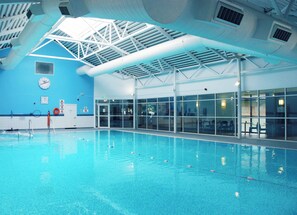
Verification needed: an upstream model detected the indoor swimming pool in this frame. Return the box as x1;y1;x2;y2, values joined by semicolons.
0;130;297;214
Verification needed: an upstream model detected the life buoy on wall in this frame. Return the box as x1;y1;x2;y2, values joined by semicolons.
53;108;60;116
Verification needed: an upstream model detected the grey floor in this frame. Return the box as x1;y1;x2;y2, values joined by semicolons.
117;128;297;150
6;127;296;150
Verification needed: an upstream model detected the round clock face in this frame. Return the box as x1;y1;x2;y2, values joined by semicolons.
38;77;50;90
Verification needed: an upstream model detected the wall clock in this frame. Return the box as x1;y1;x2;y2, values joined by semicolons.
38;77;50;90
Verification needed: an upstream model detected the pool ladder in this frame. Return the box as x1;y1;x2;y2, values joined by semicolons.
28;119;34;137
50;119;56;134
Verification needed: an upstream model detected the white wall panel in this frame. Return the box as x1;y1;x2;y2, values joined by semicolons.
94;74;134;99
0;116;93;131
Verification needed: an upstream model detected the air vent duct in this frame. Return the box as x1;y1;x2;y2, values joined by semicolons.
26;9;32;19
215;2;243;26
58;1;89;17
270;24;292;42
59;3;71;16
26;4;44;22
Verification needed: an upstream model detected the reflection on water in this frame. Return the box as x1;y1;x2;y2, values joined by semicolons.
0;130;297;214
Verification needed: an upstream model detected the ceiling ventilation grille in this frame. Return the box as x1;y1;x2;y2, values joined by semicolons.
215;2;243;26
36;62;54;75
271;26;292;42
59;3;71;16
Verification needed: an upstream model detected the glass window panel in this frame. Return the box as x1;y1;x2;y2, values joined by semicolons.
158;117;169;131
265;118;285;140
183;95;197;101
99;117;108;127
99;105;108;116
176;96;183;101
110;99;122;103
138;103;147;116
264;97;285;117
216;92;234;99
138;117;146;128
147;116;157;129
241;117;258;135
199;94;215;100
183;101;197;116
123;103;133;115
170;117;174;131
110;104;122;115
199;100;215;117
260;88;284;97
183;117;197;133
138;99;146;103
123;116;133;128
177;102;183;116
287;87;297;95
123;99;133;103
110;116;122;128
216;118;235;136
259;98;266;117
242;98;258;117
147;103;157;116
216;99;235;117
242;91;257;98
177;116;183;132
287;119;297;141
170;102;174;116
158;97;169;102
170;97;174;102
287;96;297;117
158;102;169;116
98;99;109;103
258;117;267;134
147;98;157;102
199;118;215;134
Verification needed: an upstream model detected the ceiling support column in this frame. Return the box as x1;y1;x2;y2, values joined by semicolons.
237;57;242;139
173;68;177;134
133;78;137;130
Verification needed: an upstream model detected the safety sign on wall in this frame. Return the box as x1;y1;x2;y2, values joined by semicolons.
83;106;89;113
59;99;64;114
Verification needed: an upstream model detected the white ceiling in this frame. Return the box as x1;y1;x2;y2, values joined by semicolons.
0;0;297;79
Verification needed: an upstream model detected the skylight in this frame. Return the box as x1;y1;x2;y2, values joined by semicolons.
57;17;114;39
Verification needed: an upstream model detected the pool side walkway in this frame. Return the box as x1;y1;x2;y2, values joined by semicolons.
5;127;297;150
117;128;297;150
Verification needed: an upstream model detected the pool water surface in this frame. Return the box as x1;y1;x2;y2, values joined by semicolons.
0;130;297;214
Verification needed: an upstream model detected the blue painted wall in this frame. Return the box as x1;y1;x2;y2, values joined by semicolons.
0;41;94;116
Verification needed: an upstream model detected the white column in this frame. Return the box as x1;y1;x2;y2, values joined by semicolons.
133;78;137;130
173;68;177;133
284;88;287;140
237;58;242;139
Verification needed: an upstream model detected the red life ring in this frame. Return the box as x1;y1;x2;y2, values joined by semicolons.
53;108;60;116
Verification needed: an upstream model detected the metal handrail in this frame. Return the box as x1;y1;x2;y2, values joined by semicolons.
28;119;34;137
50;119;56;134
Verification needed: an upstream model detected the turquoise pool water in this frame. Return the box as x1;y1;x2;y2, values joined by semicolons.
0;130;297;214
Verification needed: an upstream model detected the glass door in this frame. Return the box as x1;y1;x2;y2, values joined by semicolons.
98;104;110;128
